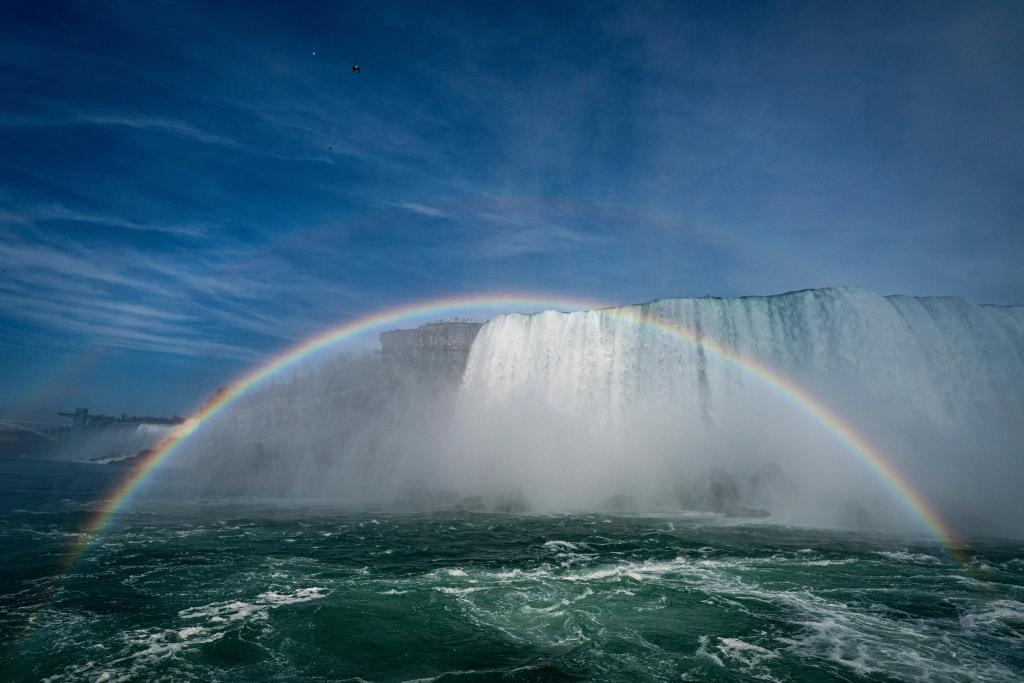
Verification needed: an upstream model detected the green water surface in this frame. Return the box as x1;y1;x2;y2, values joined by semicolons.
1;460;1022;682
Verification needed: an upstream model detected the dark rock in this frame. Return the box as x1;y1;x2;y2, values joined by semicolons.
708;469;740;513
749;462;784;490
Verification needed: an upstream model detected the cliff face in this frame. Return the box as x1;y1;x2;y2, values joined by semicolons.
380;321;483;386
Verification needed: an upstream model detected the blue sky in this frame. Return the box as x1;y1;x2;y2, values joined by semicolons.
1;1;1022;417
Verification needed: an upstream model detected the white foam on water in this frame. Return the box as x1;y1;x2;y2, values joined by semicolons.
41;586;331;682
695;634;723;666
875;550;942;564
66;622;230;682
176;625;206;639
178;599;261;623
554;551;597;564
405;551;1023;681
959;599;1024;636
42;661;100;683
434;586;483;595
776;593;1020;681
543;540;582;552
256;586;326;605
801;558;856;567
717;637;777;667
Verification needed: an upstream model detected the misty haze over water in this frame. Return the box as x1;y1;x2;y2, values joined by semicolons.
129;288;1024;540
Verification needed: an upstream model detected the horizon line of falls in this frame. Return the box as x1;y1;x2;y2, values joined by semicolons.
160;288;1024;538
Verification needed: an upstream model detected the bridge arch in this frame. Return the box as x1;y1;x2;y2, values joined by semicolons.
0;420;62;442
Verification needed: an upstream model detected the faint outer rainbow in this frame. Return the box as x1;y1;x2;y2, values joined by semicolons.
62;292;966;569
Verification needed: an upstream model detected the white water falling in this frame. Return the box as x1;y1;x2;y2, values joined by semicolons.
453;288;1024;533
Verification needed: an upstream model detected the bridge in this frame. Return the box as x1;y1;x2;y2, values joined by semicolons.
0;419;71;442
1;407;185;446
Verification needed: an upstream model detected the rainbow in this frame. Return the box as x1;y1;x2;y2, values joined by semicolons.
63;292;966;568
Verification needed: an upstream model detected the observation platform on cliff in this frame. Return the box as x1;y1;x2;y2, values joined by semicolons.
56;408;186;432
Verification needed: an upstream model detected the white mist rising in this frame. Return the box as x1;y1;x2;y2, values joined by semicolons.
448;288;1024;534
150;288;1024;538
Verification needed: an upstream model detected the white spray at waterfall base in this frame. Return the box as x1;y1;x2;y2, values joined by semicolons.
149;288;1024;539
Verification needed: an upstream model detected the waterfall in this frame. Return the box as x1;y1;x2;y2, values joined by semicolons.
152;287;1023;536
455;288;1024;532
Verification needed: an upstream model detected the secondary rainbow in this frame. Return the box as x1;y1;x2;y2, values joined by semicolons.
63;291;965;568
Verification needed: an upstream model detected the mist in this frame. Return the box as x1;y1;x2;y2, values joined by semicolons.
49;423;173;465
138;288;1024;540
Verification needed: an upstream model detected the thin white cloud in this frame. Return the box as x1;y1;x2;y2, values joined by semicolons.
0;204;208;238
76;114;234;145
0;228;374;359
0;112;236;147
397;202;451;219
474;224;607;259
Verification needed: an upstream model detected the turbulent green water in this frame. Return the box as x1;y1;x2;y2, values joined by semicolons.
2;461;1023;682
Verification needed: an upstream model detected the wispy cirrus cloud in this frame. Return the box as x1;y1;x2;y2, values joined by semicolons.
0;204;209;238
0;112;236;147
474;224;606;259
396;202;451;219
74;114;235;146
0;228;367;361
